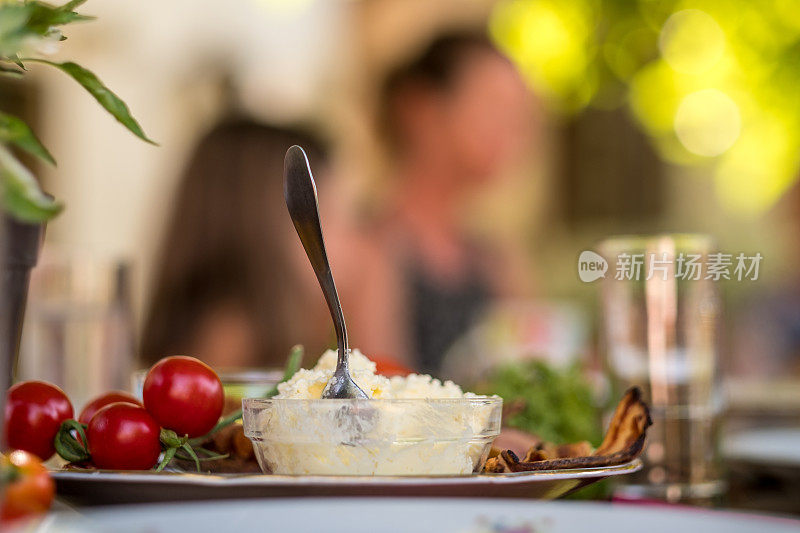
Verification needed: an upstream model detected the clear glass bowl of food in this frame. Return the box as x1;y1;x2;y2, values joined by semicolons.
242;397;502;476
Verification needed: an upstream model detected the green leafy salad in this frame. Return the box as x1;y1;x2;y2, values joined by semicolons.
476;359;602;446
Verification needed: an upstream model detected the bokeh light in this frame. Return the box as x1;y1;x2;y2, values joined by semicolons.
489;0;597;112
490;0;800;215
674;89;740;157
659;10;725;75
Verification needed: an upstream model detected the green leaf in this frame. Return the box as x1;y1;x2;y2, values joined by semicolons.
180;443;201;472
0;144;62;222
28;59;157;145
0;0;91;56
8;54;25;70
62;0;90;11
155;446;176;472
52;419;91;464
176;448;228;462
283;344;304;381
0;4;33;56
0;111;56;165
25;1;94;35
194;447;230;460
159;428;187;448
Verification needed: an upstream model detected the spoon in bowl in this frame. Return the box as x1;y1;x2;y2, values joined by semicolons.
283;145;368;399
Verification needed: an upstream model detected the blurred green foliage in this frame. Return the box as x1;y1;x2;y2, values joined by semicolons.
478;360;608;499
0;0;153;223
477;359;603;445
490;0;800;214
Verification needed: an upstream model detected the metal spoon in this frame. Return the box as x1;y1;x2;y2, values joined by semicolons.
283;145;368;399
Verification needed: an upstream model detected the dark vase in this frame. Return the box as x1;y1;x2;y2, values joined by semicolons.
0;215;44;446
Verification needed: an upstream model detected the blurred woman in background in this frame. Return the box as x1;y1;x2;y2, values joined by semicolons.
335;31;535;375
140;119;330;368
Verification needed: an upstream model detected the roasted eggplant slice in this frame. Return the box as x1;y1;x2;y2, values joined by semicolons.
486;387;652;473
522;440;595;462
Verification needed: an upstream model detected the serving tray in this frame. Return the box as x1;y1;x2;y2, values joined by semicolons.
53;459;640;506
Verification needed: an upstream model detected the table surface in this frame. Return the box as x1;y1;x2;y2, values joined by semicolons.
33;498;800;533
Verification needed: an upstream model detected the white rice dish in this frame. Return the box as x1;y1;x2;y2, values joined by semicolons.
244;350;501;476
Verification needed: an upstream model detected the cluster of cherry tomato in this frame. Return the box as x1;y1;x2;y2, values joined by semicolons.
4;355;224;471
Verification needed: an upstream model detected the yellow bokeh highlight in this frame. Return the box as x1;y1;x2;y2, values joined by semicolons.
659;9;725;74
715;116;799;214
488;0;800;214
674;88;740;157
629;61;684;134
604;23;656;81
489;0;596;112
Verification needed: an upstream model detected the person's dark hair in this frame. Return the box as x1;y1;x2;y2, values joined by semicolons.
140;118;327;367
378;30;501;149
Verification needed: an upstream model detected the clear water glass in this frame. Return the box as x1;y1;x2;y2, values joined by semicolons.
598;234;724;503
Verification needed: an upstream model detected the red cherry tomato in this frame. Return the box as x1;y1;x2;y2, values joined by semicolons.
86;403;161;470
5;381;74;460
1;450;55;521
78;391;141;425
143;356;224;438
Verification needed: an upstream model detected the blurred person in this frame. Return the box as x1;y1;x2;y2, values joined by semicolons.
140;119;331;369
334;31;535;375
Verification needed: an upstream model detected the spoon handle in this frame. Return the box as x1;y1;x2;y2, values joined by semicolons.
283;145;348;366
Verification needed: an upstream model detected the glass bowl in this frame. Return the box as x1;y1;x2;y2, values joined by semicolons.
242;397;502;476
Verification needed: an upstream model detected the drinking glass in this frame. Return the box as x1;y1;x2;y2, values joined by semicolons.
16;253;135;409
598;234;724;504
